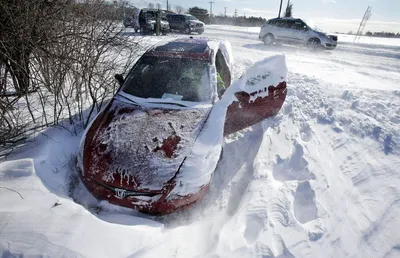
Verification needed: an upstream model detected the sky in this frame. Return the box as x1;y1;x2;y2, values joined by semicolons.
126;0;400;33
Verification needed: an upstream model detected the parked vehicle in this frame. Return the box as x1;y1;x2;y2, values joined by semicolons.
259;17;338;50
76;38;288;215
123;16;140;32
139;8;170;35
166;14;205;34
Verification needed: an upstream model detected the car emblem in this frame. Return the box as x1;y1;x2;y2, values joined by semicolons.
114;188;127;199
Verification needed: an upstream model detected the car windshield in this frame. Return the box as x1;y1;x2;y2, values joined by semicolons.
122;56;212;103
185;15;197;21
304;20;322;32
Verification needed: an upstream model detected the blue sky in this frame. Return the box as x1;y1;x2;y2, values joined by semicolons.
127;0;400;33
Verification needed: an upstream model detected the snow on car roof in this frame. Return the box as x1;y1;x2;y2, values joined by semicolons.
144;38;213;61
154;41;207;54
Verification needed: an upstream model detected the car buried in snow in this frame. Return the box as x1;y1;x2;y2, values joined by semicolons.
76;37;288;215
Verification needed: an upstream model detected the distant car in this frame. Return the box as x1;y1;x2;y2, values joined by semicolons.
123;16;140;32
166;14;205;34
259;17;338;50
139;8;170;35
76;38;287;215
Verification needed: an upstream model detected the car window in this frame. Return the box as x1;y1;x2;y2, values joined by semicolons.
293;21;307;30
122;57;212;102
282;20;294;29
185;15;197;21
274;20;290;28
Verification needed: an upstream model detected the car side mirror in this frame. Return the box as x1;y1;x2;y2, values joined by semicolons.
114;74;124;86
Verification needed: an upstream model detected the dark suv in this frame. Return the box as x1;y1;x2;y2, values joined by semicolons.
166;14;205;34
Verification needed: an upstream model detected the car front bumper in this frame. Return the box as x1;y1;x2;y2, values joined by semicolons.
324;42;337;50
190;25;204;33
76;164;209;215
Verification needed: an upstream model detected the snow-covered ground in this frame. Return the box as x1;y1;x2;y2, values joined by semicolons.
1;25;400;257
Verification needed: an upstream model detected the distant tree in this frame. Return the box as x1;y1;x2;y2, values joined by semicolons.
175;5;184;14
188;6;209;23
148;3;154;9
365;31;373;36
284;0;293;17
156;3;161;10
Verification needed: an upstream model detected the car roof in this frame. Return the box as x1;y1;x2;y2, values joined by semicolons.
143;38;213;62
167;14;192;16
268;17;303;21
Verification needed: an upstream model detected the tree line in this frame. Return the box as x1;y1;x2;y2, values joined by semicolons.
365;31;400;38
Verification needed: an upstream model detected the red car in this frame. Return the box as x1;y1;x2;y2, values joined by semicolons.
76;38;287;215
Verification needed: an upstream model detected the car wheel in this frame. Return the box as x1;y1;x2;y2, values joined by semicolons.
184;27;191;34
262;34;274;46
198;31;203;35
307;38;321;51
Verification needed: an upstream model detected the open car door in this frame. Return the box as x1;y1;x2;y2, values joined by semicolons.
222;55;288;136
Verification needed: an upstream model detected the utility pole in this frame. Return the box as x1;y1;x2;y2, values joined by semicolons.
224;7;227;16
234;9;237;18
209;1;214;17
166;0;169;11
278;0;283;18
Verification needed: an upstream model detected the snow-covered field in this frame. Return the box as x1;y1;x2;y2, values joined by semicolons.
1;25;400;257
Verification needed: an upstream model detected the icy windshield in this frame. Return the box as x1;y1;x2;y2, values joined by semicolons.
122;56;211;103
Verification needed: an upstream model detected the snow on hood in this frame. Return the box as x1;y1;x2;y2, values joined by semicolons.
84;100;211;191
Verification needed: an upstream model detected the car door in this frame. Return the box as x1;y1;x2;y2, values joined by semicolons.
270;20;287;40
178;15;186;30
291;20;309;42
221;55;288;136
172;15;180;30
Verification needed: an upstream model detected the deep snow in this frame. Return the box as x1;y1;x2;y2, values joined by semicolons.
1;25;399;258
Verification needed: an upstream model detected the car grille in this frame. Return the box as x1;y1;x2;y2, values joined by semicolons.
95;181;162;199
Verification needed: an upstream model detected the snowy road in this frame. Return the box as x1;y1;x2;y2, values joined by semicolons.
1;26;400;258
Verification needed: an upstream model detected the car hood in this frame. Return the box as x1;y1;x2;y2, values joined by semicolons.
189;20;204;25
81;98;211;192
314;30;332;38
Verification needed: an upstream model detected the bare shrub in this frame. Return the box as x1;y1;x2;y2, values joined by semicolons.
0;0;145;159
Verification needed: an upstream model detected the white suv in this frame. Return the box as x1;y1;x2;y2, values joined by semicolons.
259;18;338;50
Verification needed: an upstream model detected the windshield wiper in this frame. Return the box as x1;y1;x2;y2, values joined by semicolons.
116;93;139;105
147;101;187;107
